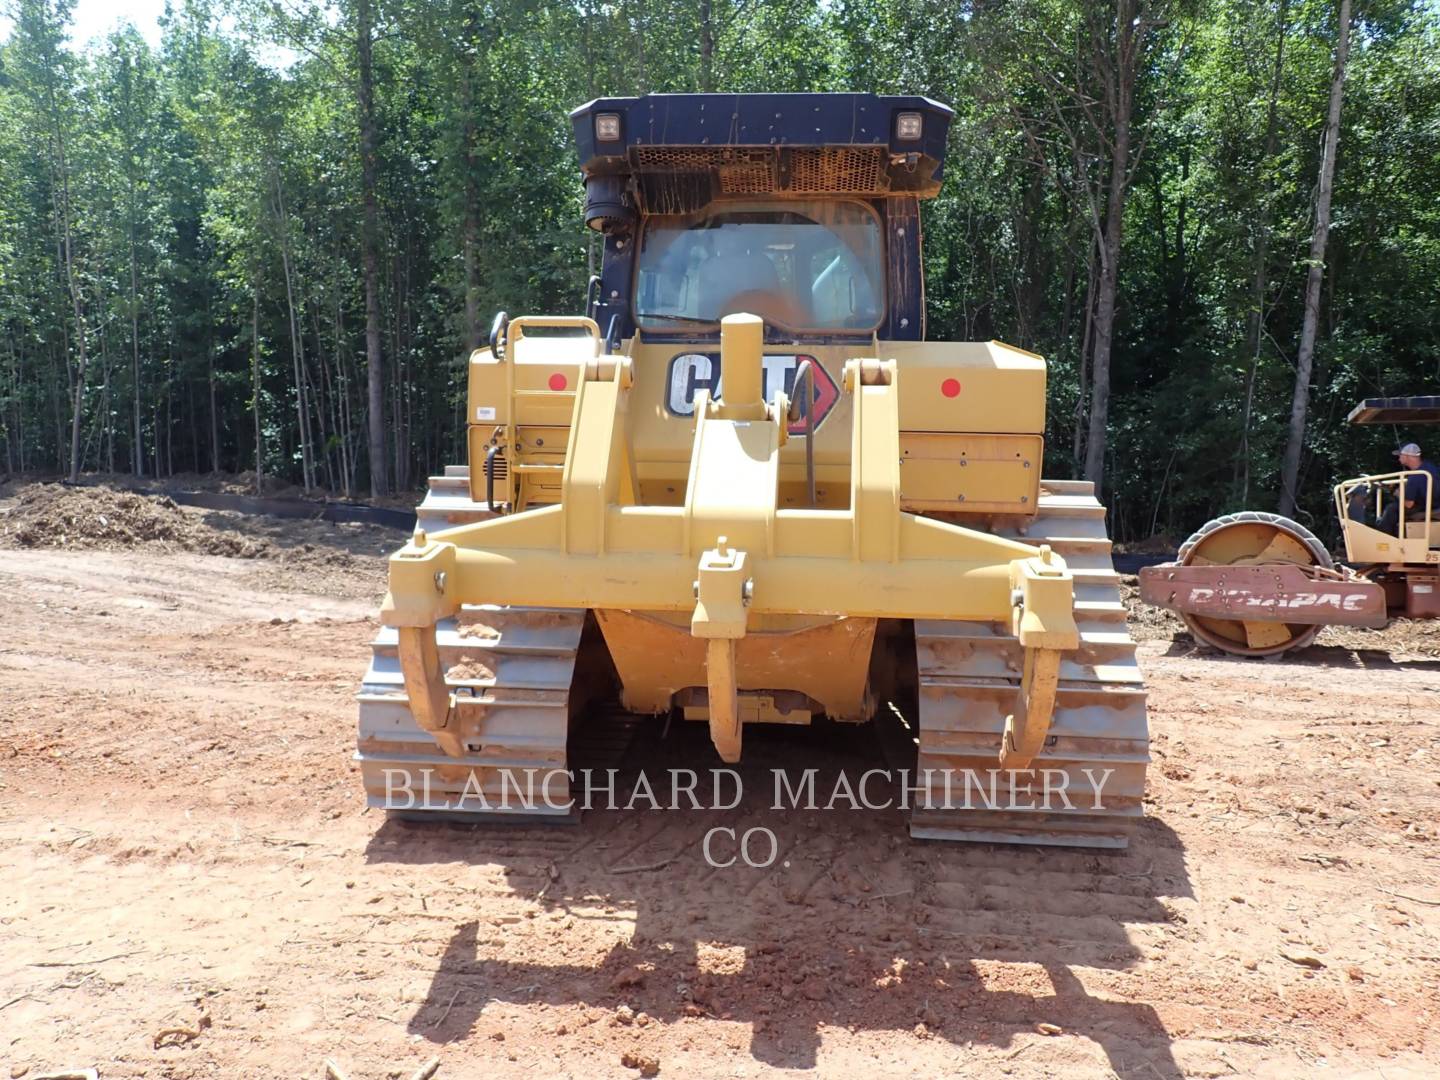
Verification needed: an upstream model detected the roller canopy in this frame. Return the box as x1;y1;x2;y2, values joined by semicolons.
1347;396;1440;425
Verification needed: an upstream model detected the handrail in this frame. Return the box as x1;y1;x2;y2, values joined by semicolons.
484;445;503;513
507;315;602;355
787;360;817;507
1334;468;1433;544
495;315;603;514
489;310;509;359
585;275;601;320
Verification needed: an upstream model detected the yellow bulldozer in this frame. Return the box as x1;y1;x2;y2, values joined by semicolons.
358;94;1149;847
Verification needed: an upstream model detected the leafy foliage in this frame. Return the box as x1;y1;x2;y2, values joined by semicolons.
0;0;1437;542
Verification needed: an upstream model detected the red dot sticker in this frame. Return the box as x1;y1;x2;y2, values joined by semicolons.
941;378;962;398
548;372;568;391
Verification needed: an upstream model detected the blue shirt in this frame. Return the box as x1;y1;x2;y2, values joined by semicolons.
1405;460;1440;508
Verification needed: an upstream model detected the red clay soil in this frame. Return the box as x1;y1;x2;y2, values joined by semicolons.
1;495;1437;1078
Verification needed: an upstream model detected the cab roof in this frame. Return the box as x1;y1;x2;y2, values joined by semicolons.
570;93;954;200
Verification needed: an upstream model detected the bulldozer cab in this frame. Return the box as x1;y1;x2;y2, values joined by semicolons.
572;93;952;344
473;94;1050;520
1334;395;1440;565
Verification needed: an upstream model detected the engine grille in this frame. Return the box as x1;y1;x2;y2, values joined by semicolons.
629;145;890;196
789;147;886;194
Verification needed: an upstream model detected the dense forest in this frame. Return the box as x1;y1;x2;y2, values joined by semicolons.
0;0;1437;541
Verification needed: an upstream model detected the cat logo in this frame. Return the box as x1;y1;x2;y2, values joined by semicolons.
664;353;840;435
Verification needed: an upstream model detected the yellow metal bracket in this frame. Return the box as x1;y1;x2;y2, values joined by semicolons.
561;356;638;555
1000;544;1078;770
378;529;466;756
1000;647;1062;770
381;529;459;627
690;537;752;762
1010;545;1079;650
395;624;465;758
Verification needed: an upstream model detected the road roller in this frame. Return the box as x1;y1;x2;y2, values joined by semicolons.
1139;395;1440;656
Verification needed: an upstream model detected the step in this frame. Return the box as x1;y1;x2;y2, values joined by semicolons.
425;474;471;494
1005;515;1112;542
1038;478;1096;497
364;649;579;692
418;490;494;514
358;721;570;757
1025;534;1114;553
1034;493;1107;515
1074;599;1128;622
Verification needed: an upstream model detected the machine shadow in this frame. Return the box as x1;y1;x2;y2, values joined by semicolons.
366;718;1193;1078
1162;636;1440;670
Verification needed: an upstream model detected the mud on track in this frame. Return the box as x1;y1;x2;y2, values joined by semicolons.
1;500;1438;1078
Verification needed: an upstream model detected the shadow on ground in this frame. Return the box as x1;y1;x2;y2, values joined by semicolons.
365;718;1193;1078
1163;637;1440;670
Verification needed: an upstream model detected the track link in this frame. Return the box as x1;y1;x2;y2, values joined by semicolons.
910;479;1150;848
414;464;495;534
361;468;638;822
357;603;585;819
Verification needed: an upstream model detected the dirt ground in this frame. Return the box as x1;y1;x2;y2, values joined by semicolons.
0;468;421;509
2;485;1438;1079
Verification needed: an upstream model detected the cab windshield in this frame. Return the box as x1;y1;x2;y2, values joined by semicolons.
634;199;884;333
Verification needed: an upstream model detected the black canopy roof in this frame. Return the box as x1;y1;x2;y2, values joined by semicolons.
570;93;954;199
1346;396;1440;425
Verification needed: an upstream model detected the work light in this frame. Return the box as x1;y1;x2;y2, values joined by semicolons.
895;112;923;141
595;113;622;142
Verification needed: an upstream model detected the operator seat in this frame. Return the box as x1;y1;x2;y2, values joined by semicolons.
697;251;781;317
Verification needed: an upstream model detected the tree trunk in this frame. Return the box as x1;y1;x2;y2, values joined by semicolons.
1083;110;1131;493
30;13;89;482
50;100;88;483
165;343;174;476
208;331;220;473
187;370;198;473
357;0;388;497
4;342;16;475
334;289;354;497
1073;238;1097;467
309;294;335;491
62;252;88;480
50;343;65;471
1238;0;1290;505
274;174;315;492
1082;0;1140;496
99;308;113;473
1014;172;1045;347
130;211;143;476
459;13;483;352
699;0;715;92
252;287;264;495
1278;0;1351;517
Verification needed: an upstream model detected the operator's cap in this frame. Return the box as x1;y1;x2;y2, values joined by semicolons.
1394;442;1422;457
